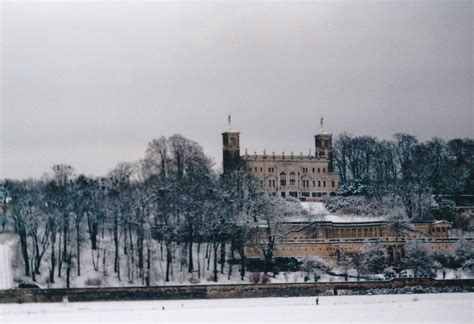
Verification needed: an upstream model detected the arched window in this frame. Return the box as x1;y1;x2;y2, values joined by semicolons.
279;172;287;188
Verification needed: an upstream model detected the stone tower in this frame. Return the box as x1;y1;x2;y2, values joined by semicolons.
222;130;241;174
315;133;334;172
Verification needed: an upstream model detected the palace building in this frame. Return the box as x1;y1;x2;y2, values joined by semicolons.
222;124;468;263
222;128;339;201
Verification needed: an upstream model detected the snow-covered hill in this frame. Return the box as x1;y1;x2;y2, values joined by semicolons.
0;233;16;289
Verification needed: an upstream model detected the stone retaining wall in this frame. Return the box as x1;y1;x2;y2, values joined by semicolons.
0;279;472;304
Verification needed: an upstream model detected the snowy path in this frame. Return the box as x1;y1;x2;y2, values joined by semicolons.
1;293;472;323
0;234;14;289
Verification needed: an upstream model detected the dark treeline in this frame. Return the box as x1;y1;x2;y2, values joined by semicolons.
332;133;473;220
1;134;299;287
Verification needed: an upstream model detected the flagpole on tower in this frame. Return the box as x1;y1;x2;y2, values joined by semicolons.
320;116;324;133
228;114;232;130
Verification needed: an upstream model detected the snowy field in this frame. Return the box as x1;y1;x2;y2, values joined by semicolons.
1;293;472;324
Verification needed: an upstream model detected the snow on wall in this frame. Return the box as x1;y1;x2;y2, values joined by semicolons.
297;202;388;223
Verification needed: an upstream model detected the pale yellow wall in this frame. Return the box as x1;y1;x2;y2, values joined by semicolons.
245;240;457;258
243;155;338;201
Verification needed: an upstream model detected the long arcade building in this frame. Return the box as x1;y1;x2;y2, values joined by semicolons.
245;219;457;263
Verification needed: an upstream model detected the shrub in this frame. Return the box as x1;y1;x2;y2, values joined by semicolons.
85;277;102;287
402;240;435;277
246;257;302;273
248;272;261;284
188;277;200;284
261;274;271;284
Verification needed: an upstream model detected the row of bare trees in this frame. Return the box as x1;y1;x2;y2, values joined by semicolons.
2;134;298;287
333;134;473;219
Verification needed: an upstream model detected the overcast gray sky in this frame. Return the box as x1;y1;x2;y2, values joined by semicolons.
1;1;472;179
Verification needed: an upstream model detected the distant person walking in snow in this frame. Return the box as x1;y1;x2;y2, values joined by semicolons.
442;271;446;279
316;298;319;305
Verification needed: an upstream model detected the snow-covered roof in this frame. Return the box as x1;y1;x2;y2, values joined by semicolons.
293;202;388;223
300;202;329;215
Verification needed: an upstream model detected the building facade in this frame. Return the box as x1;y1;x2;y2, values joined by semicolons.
222;130;339;201
246;220;457;262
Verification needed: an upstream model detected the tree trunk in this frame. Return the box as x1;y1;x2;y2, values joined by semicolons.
91;221;98;250
239;248;246;281
137;224;144;281
188;239;193;273
32;232;40;274
264;242;274;275
227;260;232;280
165;242;172;282
213;242;219;282
146;245;151;286
66;254;72;288
76;220;81;276
206;242;211;271
57;228;62;278
220;241;226;274
19;230;30;276
102;248;107;276
113;214;120;281
61;212;69;278
31;258;36;282
197;242;201;279
49;231;56;283
129;223;134;282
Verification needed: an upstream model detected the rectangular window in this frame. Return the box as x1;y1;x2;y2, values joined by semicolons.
312;168;315;173
303;168;308;173
254;168;258;172
323;180;326;187
260;168;263;172
332;181;335;187
318;180;321;187
323;168;326;173
290;178;296;186
318;168;320;173
268;179;276;188
313;181;316;187
302;179;309;189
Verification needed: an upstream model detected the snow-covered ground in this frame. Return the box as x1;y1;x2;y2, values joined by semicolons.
1;293;472;323
298;202;388;222
0;234;15;289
